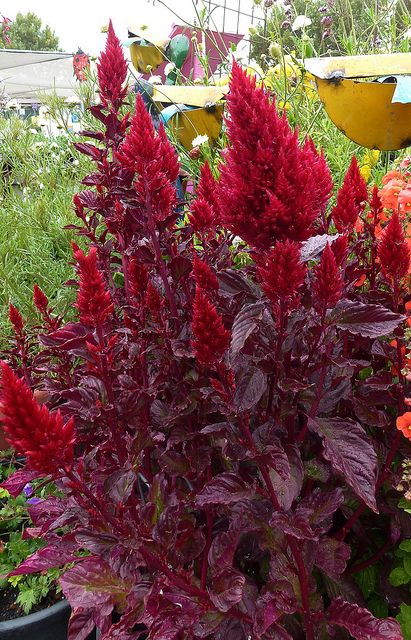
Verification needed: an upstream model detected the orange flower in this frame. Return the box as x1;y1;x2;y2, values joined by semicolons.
398;188;411;214
381;169;404;185
379;178;405;211
355;273;366;287
396;412;411;440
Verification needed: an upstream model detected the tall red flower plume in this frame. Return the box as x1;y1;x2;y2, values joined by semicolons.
312;243;344;309
331;234;348;266
197;162;220;219
145;281;163;321
116;94;179;222
332;157;368;233
128;258;149;300
192;255;219;292
97;20;128;110
377;212;411;282
74;246;114;327
0;362;75;475
188;198;215;234
257;240;306;309
8;303;24;336
369;184;384;224
33;285;49;315
192;288;229;365
217;62;332;248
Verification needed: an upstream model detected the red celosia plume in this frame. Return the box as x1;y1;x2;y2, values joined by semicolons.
188;198;215;234
332;157;368;233
377;212;411;282
97;20;128;111
0;362;75;475
197;161;220;219
331;235;349;266
312;243;344;309
116;94;179;222
217;62;332;248
8;303;24;335
128;258;149;301
192;287;229;365
33;285;49;315
192;255;219;292
257;240;306;309
74;246;114;327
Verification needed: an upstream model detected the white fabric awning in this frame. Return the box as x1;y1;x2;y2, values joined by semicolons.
0;49;76;102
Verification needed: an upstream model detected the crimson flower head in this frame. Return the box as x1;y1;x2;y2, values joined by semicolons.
128;258;149;301
377;212;411;283
97;20;128;111
33;285;49;315
8;303;24;336
74;246;114;327
217;62;332;248
332;157;368;233
145;281;163;321
257;240;306;309
312;243;344;309
188;198;215;234
116;95;179;222
331;234;348;266
197;162;220;219
192;288;229;365
192;255;219;292
0;362;75;475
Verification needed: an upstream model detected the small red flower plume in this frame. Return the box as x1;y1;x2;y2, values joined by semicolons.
188;198;215;234
73;246;114;327
145;281;163;321
369;184;384;224
128;258;149;300
257;240;306;309
116;94;179;222
377;212;411;282
8;304;24;336
192;288;229;365
217;62;332;248
331;235;348;267
0;362;75;475
312;243;344;309
197;162;220;219
192;255;219;292
33;285;49;315
97;20;128;111
332;157;368;233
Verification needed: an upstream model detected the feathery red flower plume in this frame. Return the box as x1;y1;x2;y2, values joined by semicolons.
192;288;229;365
331;235;348;266
145;281;163;321
74;247;113;327
332;157;368;233
312;243;344;309
128;258;149;300
257;240;306;309
197;162;220;219
192;255;219;292
217;62;332;248
116;94;179;222
188;198;215;234
0;362;75;475
97;20;128;111
8;303;24;336
33;285;49;315
377;212;411;282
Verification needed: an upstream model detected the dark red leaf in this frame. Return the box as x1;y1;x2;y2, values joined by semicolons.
326;598;402;639
209;570;245;612
314;538;351;579
196;473;252;507
328;300;404;338
0;468;40;497
234;367;267;411
230;302;264;355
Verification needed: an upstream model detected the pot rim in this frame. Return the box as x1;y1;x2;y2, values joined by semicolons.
0;596;69;631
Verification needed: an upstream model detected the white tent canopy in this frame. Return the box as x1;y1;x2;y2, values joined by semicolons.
0;49;77;103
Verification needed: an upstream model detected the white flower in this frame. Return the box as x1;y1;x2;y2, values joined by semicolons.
39;183;44;190
72;159;80;166
292;15;312;31
191;134;209;148
164;62;176;76
148;75;162;84
29;128;37;134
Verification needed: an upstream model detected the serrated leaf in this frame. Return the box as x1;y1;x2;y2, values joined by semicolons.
399;539;411;553
300;234;338;262
353;564;377;599
328;300;404;338
196;473;251;507
389;566;410;587
314;538;351;579
397;603;411;639
308;418;377;512
209;570;245;613
327;597;403;639
230;302;264;355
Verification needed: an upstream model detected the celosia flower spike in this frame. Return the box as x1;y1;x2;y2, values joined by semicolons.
257;240;306;309
332;157;368;233
0;362;75;475
128;258;149;301
192;288;229;365
197;161;220;219
188;198;215;234
8;303;24;336
192;255;219;292
74;246;114;327
312;243;344;309
377;212;411;283
97;20;128;111
33;285;49;315
217;61;332;247
331;235;348;267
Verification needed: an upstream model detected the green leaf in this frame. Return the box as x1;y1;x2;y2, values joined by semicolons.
403;555;411;577
16;586;38;615
397;604;411;639
353;564;377;599
366;594;389;619
399;539;411;553
389;566;410;587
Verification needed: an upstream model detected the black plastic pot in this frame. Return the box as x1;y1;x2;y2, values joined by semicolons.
0;599;96;640
0;599;70;640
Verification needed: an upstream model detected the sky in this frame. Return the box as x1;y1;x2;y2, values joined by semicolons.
1;0;260;55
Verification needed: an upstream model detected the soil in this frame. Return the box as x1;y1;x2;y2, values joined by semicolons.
0;586;63;622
